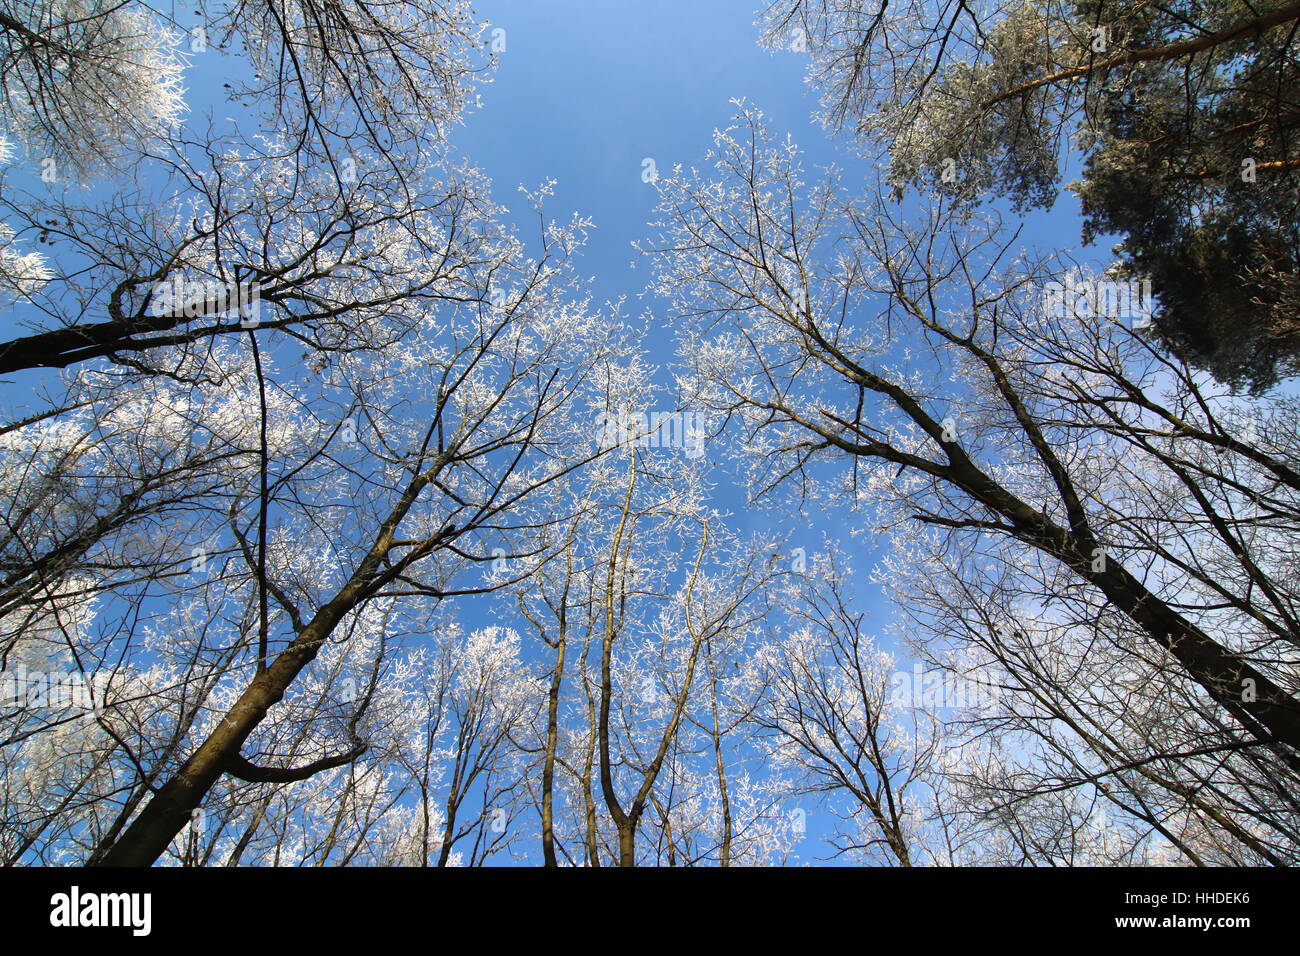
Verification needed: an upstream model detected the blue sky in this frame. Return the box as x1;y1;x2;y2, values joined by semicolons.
457;0;827;278
454;0;1094;309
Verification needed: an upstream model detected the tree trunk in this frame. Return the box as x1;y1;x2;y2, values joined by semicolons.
617;825;635;867
542;635;566;867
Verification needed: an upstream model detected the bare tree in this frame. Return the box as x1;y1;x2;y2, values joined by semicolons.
752;547;936;865
639;104;1300;863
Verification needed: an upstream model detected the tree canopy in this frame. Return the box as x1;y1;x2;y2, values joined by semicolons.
0;0;1297;871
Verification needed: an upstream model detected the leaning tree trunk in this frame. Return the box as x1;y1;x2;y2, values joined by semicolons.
95;476;442;865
